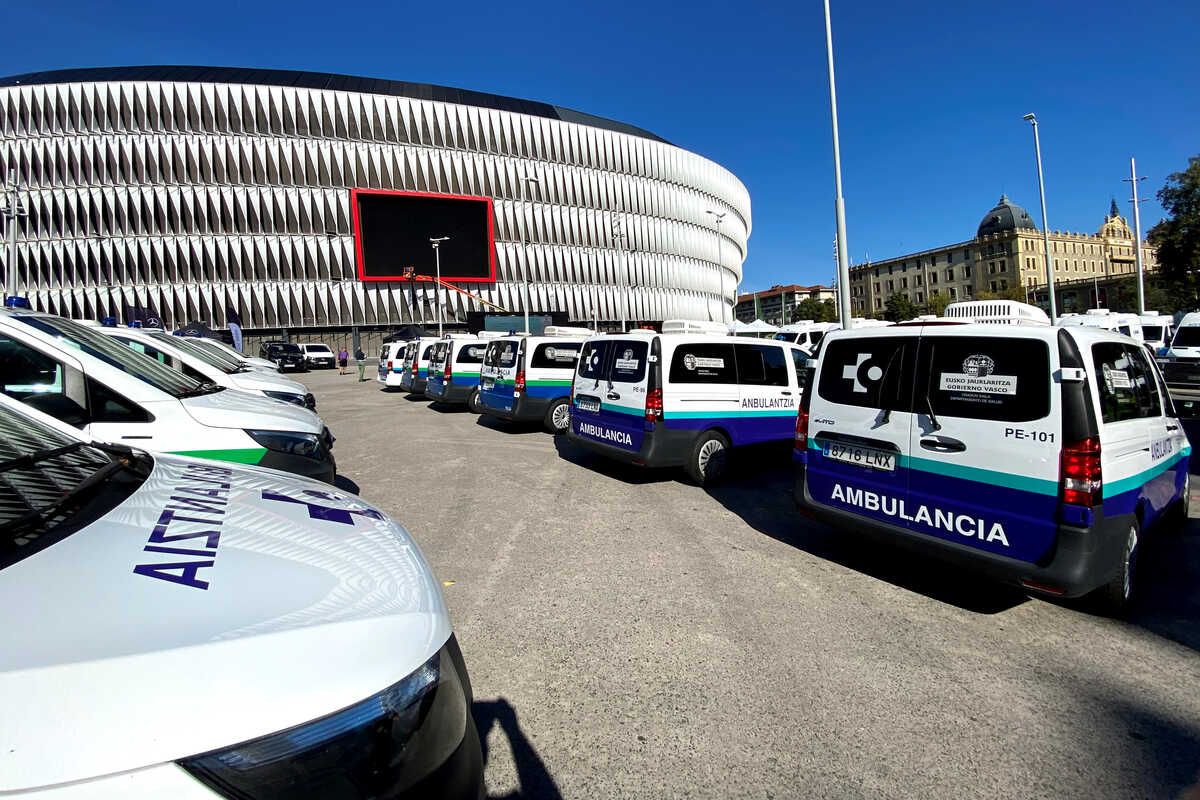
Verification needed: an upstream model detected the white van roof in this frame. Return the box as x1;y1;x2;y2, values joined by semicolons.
661;319;729;335
542;326;593;337
943;300;1050;326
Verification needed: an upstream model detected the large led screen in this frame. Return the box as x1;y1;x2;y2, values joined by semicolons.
352;189;495;283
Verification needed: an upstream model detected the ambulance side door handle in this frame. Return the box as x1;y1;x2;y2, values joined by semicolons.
919;435;966;453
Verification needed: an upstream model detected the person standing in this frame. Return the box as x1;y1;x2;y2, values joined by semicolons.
355;346;367;382
337;346;349;375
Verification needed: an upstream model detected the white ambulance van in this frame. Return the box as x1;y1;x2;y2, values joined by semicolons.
190;337;280;373
101;326;316;410
479;327;590;433
1166;312;1200;363
774;321;840;353
1057;308;1145;342
0;309;337;483
795;302;1189;612
400;337;441;394
425;334;492;411
377;340;409;388
567;320;809;484
1139;311;1173;353
0;393;483;798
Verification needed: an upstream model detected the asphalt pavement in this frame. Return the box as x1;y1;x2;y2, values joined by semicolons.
311;368;1200;800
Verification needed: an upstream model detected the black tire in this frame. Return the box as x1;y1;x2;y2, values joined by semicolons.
543;398;570;434
1093;518;1140;616
467;388;483;415
1166;471;1191;533
684;430;730;486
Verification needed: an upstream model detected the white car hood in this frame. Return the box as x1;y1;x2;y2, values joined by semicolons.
244;356;281;371
181;388;322;433
0;456;450;792
227;370;309;396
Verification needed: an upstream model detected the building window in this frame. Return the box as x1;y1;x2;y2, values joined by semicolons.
914;274;923;286
990;281;998;292
999;259;1006;272
887;280;894;291
901;277;908;289
964;265;972;278
964;285;973;297
931;272;939;284
946;268;954;281
874;283;880;294
916;292;924;303
949;287;958;299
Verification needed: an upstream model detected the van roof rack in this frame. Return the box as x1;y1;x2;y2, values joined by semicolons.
942;300;1050;326
473;331;506;339
661;319;729;335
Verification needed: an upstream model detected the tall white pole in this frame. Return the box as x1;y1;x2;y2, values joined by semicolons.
522;176;539;334
1126;157;1147;315
614;212;627;332
3;182;27;302
430;236;450;337
1024;113;1057;324
823;0;852;329
707;210;727;323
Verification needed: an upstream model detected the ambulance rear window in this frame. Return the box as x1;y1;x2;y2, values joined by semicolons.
818;337;914;411
457;344;485;364
611;341;648;382
926;336;1050;422
530;342;581;369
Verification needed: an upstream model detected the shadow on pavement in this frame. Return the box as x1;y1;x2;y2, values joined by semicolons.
473;698;563;800
475;415;545;436
333;474;361;495
706;452;1027;615
428;401;471;414
1124;517;1200;652
401;393;429;402
552;435;675;485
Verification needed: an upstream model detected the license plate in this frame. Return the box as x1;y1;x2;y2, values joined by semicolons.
821;441;896;472
482;377;495;389
575;395;601;413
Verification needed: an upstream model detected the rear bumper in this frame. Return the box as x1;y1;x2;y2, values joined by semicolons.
427;381;474;404
793;466;1127;598
566;420;696;469
481;394;551;422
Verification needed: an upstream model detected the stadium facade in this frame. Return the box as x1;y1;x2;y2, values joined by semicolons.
0;66;750;335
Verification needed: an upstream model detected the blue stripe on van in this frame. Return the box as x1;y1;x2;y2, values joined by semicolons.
666;409;796;419
666;414;795;446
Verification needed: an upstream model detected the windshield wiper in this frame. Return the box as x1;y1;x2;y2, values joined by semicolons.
0;441;90;474
2;450;141;539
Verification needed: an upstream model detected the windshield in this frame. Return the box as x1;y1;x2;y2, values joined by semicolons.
17;316;203;398
196;338;245;360
0;402;148;570
305;344;332;354
152;332;240;374
1173;327;1200;348
269;343;302;355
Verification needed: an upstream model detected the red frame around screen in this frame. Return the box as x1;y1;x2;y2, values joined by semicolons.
350;188;497;283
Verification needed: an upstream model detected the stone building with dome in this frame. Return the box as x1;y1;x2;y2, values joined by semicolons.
847;195;1157;315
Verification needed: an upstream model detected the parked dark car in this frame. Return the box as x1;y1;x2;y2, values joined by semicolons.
259;341;307;372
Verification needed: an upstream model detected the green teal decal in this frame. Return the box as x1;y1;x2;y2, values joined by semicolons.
170;447;268;465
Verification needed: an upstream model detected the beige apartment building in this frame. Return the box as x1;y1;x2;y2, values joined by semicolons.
735;283;837;324
848;196;1157;315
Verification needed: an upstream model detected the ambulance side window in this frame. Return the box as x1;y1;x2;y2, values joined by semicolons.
531;342;581;369
669;343;736;384
1093;342;1141;423
735;344;789;387
87;378;151;423
1124;344;1162;419
818;337;914;411
611;341;648;383
421;345;435;361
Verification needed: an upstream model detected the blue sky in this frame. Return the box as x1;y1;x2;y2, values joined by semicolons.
4;0;1197;291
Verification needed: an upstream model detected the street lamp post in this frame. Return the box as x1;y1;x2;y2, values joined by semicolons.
823;0;853;330
429;236;450;336
612;212;628;332
522;175;540;334
706;210;727;323
1124;157;1148;316
1023;113;1058;323
2;181;28;302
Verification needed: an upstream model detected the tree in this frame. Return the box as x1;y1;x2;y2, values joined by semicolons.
976;286;1027;302
1147;155;1200;284
790;298;838;323
925;292;951;316
883;294;918;322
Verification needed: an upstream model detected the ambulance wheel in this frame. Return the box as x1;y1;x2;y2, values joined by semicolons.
545;399;570;434
467;388;483;415
1095;519;1140;616
1166;471;1191;532
686;431;730;486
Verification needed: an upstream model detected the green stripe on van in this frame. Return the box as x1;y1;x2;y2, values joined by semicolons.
666;409;796;419
806;439;1058;496
1104;449;1190;498
170;447;267;465
528;379;573;387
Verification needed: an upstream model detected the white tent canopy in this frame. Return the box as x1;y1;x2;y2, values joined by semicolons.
727;319;750;333
741;319;779;334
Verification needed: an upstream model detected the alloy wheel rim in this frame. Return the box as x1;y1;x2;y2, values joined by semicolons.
1123;527;1138;600
552;404;570;430
698;439;725;474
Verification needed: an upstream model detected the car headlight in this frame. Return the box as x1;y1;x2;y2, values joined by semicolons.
246;429;323;458
179;642;469;799
263;390;305;406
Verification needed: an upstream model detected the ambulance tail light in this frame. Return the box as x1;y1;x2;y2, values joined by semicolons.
1060;437;1102;507
387;359;393;371
443;359;452;381
794;409;810;451
644;388;663;421
514;370;526;394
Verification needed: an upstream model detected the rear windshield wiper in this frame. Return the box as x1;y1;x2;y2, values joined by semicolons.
923;344;942;431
